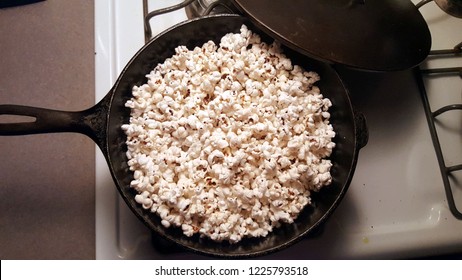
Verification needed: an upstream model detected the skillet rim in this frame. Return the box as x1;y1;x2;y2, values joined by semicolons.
104;14;362;258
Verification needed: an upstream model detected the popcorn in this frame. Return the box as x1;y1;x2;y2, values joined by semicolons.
122;25;335;243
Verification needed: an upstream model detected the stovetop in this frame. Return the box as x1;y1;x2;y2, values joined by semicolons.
94;0;462;259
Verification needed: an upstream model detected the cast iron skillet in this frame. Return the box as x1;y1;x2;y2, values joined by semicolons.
0;15;367;257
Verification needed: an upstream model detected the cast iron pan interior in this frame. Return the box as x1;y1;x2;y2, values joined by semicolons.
105;15;361;257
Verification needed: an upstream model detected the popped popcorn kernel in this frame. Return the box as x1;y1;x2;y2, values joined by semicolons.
122;25;335;243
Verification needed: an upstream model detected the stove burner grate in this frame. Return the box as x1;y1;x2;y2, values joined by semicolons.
418;42;462;219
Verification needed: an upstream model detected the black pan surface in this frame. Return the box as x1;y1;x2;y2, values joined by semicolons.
105;15;364;257
232;0;432;71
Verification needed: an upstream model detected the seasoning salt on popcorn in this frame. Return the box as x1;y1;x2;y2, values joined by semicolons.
122;25;336;243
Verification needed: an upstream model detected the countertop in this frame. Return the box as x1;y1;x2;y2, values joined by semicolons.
0;0;95;259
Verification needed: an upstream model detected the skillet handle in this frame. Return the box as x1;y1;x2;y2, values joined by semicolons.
0;94;110;150
0;105;84;135
354;110;368;149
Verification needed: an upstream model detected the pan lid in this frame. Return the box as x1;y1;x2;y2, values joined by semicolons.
232;0;432;71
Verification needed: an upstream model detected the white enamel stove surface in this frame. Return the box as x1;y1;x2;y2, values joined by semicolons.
94;0;462;259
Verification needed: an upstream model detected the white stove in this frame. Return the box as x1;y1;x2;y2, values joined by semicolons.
94;0;462;259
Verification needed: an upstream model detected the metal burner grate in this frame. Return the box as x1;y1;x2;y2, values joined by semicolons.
143;0;196;42
143;0;234;43
417;42;462;219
